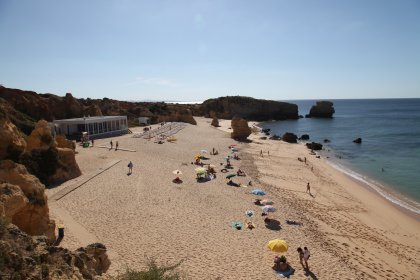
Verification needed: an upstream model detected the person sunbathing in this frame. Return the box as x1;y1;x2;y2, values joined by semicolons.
254;199;262;205
286;219;303;225
173;177;182;184
246;221;255;230
237;169;246;176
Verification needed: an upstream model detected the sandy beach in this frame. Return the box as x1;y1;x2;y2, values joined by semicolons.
46;117;420;279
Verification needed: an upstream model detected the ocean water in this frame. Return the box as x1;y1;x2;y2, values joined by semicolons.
260;99;420;214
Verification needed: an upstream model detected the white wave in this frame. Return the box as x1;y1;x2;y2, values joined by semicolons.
326;160;420;215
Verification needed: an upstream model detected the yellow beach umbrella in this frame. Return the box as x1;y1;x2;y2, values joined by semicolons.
267;239;288;253
195;167;206;175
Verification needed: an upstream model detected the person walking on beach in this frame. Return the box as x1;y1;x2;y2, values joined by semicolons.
297;247;304;267
303;247;310;269
128;161;133;174
304;157;307;164
260;150;263;157
306;182;311;194
91;139;94;147
115;141;119;151
110;140;113;150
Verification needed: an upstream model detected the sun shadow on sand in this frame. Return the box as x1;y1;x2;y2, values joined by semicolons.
304;268;318;280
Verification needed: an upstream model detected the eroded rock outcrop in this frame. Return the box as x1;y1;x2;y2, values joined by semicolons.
0;224;110;279
0;119;26;160
307;101;335;118
23;120;81;185
56;134;76;150
282;132;298;143
211;117;219;127
197;96;298;121
26;120;56;153
0;160;55;239
231;117;251;141
353;137;362;144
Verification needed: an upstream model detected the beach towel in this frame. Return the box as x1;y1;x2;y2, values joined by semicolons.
274;267;295;278
231;221;243;230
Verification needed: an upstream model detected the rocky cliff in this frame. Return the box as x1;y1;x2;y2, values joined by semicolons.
0;161;55;240
307;101;335;118
0;223;110;279
196;96;298;121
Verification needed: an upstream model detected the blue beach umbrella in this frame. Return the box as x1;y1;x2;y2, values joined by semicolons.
251;189;266;196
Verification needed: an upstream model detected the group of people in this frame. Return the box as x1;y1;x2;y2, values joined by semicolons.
110;140;119;150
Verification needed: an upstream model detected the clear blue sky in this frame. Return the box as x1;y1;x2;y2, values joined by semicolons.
1;0;419;101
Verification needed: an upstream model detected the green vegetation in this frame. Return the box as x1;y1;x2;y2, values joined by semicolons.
110;259;184;280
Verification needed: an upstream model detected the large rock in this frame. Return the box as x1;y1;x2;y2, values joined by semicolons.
282;132;298;143
300;134;310;140
0;160;55;240
211;117;219;127
306;142;323;150
49;148;82;184
56;134;76;150
0;119;26;160
0;224;110;279
231;117;251;140
307;101;335;118
26;120;56;153
353;137;362;144
197;96;298;121
84;104;103;117
157;108;197;125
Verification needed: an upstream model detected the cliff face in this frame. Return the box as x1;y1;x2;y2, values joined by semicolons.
196;96;298;121
0;161;55;240
0;224;110;279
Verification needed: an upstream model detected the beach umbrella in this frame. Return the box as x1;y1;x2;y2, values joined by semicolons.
245;210;255;218
261;199;274;205
172;170;182;175
226;174;237;179
195;167;206;175
267;239;288;253
262;205;276;213
251;189;266;196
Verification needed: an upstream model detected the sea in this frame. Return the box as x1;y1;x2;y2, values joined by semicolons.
260;99;420;215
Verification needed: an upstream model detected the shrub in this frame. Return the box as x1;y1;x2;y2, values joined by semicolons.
111;259;183;280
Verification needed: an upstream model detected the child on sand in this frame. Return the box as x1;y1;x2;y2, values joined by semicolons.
128;161;133;174
306;182;311;194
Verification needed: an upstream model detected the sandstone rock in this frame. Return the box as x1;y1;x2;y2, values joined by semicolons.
0;224;110;279
26;120;56;153
282;132;298;143
198;96;298;121
211;117;219;127
0;160;55;240
84;104;103;117
306;142;323;150
0;119;26;160
300;134;310;140
56;134;76;150
307;101;335;118
353;137;362;144
231;117;251;141
48;148;81;185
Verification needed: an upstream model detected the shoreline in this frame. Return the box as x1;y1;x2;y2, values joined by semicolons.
255;121;420;219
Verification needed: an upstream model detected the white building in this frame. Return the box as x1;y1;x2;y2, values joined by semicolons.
52;116;128;139
138;117;151;126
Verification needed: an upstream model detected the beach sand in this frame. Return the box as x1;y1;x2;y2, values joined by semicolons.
46;117;420;279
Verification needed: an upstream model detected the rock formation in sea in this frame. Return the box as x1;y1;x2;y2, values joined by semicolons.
353;137;362;144
0;223;110;279
306;101;335;118
282;132;298;143
306;142;323;150
231;116;252;140
300;134;310;140
196;96;298;121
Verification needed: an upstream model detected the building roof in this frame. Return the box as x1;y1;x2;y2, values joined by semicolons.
53;116;126;123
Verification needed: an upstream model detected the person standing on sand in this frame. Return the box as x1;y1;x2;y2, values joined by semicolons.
115;141;119;151
110;140;113;150
260;150;263;157
128;161;133;174
91;139;94;147
304;157;307;164
306;182;311;194
297;247;304;267
303;247;310;269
